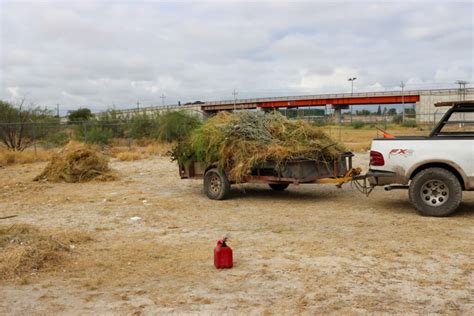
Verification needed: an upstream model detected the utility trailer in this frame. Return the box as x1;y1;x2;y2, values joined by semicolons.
179;152;361;200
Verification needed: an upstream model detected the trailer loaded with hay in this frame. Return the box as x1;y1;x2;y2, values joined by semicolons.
172;111;362;200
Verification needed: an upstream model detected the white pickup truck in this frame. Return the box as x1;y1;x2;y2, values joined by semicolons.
368;101;474;216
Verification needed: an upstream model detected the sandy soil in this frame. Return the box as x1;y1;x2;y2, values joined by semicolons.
0;153;473;315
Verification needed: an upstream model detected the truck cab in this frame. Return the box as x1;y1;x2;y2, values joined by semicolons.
368;101;474;216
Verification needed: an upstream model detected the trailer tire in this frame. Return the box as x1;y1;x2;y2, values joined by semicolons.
204;168;230;200
268;183;289;191
408;167;462;217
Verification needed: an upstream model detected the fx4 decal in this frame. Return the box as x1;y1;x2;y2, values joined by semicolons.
389;149;414;157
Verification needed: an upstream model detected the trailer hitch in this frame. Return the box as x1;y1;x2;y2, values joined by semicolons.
351;173;376;196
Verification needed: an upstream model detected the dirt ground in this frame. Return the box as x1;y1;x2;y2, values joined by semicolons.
0;153;473;314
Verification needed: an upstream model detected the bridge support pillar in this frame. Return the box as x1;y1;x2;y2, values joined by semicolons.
202;110;215;119
332;105;348;125
257;106;272;113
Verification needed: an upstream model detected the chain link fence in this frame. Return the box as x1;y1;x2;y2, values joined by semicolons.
0;109;445;150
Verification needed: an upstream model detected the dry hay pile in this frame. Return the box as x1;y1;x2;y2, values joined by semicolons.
172;111;346;180
34;141;117;183
0;224;91;280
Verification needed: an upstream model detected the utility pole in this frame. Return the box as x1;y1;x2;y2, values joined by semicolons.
232;89;238;111
160;94;166;107
348;77;357;123
455;80;468;101
400;81;405;122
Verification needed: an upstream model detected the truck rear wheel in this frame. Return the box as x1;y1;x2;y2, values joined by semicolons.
204;168;230;200
409;168;462;217
269;183;289;191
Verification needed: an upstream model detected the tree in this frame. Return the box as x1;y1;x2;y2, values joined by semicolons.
387;108;397;116
356;109;371;116
376;105;382;116
404;108;416;115
68;108;92;123
0;99;54;151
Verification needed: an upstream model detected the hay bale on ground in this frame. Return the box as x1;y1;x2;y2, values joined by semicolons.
172;111;346;181
0;224;91;280
34;141;117;183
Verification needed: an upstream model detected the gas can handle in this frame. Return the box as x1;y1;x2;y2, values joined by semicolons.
217;237;228;247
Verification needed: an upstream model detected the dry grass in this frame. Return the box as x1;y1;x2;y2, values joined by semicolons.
344;141;372;152
108;138;130;147
0;224;91;280
133;138;157;147
333;126;428;143
111;142;171;161
34;141;117;183
69;234;210;289
0;148;52;166
143;143;171;156
116;151;142;161
322;126;430;152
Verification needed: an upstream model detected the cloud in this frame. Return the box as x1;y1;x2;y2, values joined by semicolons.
1;0;472;113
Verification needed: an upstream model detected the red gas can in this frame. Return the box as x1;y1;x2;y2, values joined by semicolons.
214;237;233;269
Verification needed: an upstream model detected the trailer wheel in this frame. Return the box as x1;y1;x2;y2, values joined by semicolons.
409;168;462;217
204;168;230;200
269;183;289;191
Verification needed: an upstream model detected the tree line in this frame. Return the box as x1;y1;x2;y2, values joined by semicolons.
0;100;201;151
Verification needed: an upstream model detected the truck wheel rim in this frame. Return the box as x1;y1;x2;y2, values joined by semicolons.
209;174;222;194
420;180;449;207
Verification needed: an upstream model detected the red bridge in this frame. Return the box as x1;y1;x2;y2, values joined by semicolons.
201;90;421;113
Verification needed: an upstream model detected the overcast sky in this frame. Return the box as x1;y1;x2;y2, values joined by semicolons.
1;0;473;113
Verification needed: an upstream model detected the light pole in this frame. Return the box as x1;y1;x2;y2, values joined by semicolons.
348;77;357;123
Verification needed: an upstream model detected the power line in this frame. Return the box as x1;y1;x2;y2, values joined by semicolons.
232;89;238;111
160;94;166;106
455;80;468;101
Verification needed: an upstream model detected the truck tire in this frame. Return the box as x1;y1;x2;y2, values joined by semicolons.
204;168;230;200
269;183;289;191
409;168;462;217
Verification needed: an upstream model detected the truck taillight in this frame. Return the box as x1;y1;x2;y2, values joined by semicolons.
370;151;385;166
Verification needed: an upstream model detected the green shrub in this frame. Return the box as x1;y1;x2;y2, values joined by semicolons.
68;108;92;123
44;131;70;146
97;110;126;138
392;114;403;124
157;111;201;142
127;113;160;139
401;120;418;128
350;121;365;129
76;124;113;145
312;119;330;127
